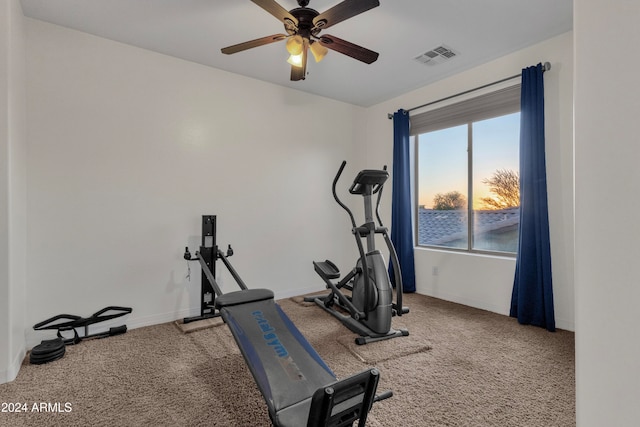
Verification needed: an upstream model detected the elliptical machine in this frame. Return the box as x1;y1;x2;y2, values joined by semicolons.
306;161;409;345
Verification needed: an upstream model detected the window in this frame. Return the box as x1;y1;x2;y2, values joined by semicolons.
413;84;520;254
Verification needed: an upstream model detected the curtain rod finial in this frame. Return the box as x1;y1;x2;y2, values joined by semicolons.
387;113;393;119
543;62;551;71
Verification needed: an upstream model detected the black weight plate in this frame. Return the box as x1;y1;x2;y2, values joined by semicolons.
31;338;65;355
30;348;65;365
30;346;65;362
29;347;66;360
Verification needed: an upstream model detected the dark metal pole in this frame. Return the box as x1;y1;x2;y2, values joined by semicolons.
196;252;224;298
217;250;249;291
199;215;217;312
387;62;551;119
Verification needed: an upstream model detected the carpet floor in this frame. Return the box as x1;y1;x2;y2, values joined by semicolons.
0;293;575;426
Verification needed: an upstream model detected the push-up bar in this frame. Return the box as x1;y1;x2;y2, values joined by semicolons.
183;215;391;427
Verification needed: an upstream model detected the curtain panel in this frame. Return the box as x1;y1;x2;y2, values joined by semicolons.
510;63;556;332
389;109;416;293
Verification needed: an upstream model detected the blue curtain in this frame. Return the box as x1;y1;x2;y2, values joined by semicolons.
389;109;416;293
510;63;555;331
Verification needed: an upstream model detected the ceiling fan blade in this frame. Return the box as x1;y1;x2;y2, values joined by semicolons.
221;34;287;54
318;35;379;64
313;0;379;31
251;0;298;25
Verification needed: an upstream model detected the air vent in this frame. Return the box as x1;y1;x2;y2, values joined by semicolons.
414;45;458;65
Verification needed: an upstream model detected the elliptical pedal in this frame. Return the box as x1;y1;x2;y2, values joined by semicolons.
313;260;340;280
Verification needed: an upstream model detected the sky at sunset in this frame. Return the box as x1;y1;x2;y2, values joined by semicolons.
417;112;520;209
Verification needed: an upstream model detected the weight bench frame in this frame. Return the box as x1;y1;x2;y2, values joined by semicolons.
184;215;389;427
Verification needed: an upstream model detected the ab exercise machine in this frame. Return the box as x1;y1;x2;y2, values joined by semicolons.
30;306;132;364
306;161;409;345
183;215;391;427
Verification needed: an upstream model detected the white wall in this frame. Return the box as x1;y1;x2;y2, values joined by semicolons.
0;0;11;384
24;19;361;347
0;0;27;383
574;1;640;425
362;32;575;330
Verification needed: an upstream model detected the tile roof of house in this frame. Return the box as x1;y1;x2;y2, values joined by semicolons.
417;207;520;245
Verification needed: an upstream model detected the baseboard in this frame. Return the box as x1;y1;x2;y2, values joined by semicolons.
125;308;194;330
275;285;324;300
416;286;510;317
26;308;197;348
25;289;328;349
416;287;575;332
0;347;26;385
553;317;575;332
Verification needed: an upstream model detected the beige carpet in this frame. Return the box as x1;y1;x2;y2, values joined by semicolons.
0;293;575;426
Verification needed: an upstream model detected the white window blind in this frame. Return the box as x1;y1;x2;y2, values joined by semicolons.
409;84;521;136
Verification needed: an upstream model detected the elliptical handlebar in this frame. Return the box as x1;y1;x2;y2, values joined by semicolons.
332;161;358;229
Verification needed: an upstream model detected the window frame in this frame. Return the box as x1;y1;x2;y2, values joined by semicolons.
412;83;521;257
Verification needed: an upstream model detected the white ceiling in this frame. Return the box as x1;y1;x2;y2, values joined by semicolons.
19;0;573;107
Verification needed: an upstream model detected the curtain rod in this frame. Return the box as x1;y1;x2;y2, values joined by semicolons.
387;61;551;119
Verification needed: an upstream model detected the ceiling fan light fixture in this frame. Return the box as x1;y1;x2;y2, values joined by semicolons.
310;40;328;62
287;53;304;67
286;35;304;55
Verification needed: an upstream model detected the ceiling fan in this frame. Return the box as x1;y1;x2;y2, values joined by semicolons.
221;0;380;81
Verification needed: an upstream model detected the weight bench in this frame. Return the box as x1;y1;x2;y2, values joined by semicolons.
216;288;383;426
184;215;390;427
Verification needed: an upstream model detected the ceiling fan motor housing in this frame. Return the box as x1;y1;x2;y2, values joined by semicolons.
287;7;322;38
